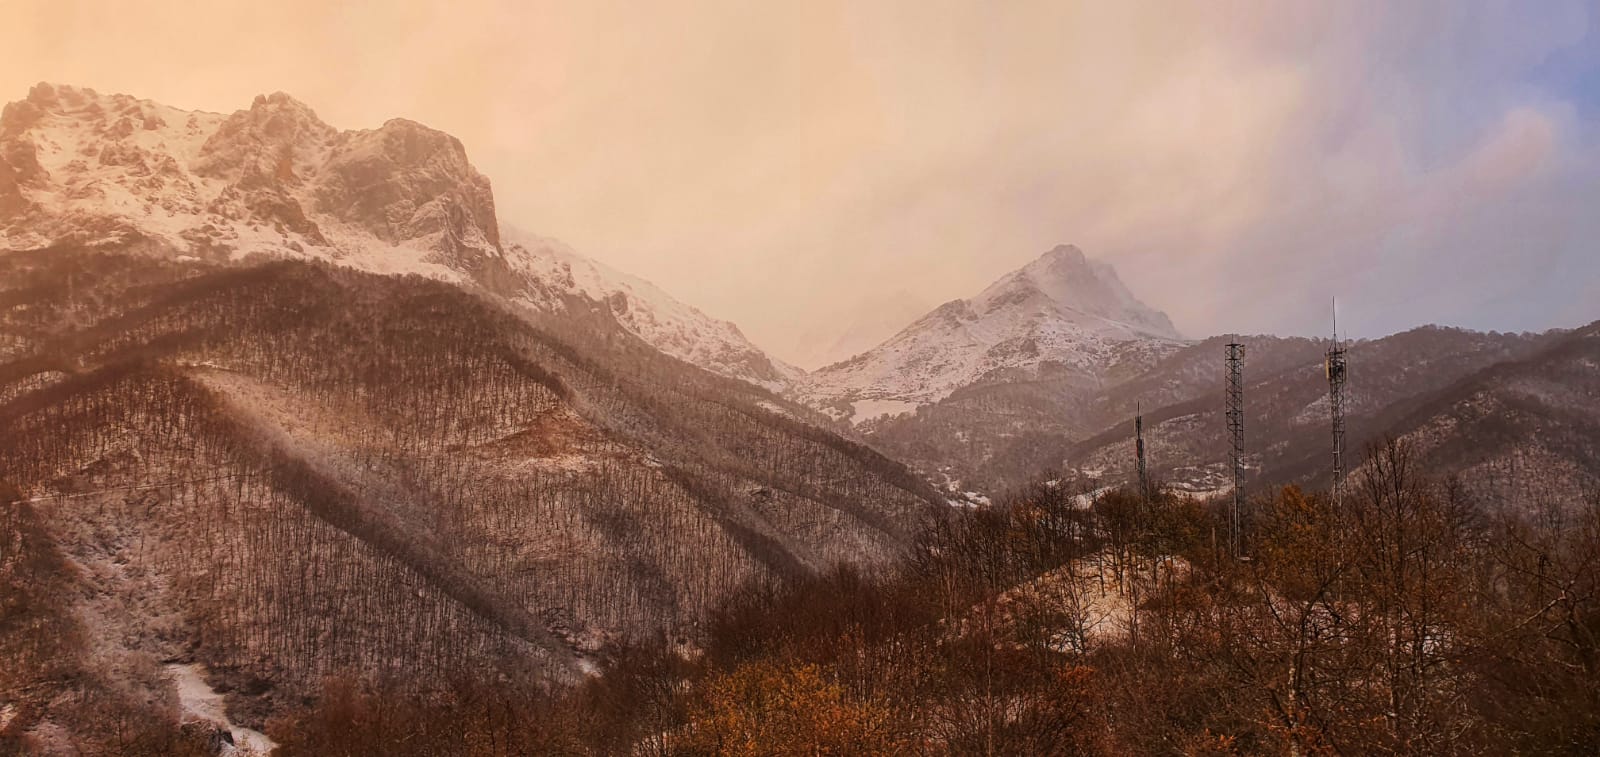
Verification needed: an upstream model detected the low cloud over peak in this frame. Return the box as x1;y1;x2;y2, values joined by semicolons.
4;0;1596;357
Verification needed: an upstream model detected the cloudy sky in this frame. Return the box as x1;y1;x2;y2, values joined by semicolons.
5;0;1598;367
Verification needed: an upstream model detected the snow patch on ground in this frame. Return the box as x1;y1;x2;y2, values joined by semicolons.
850;398;919;424
166;663;276;754
1069;486;1115;509
755;399;802;421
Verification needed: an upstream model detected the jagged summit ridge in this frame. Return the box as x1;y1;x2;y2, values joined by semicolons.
0;82;502;274
794;244;1185;423
193;91;335;184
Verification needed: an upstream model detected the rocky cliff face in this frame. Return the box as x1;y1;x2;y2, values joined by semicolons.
315;117;501;256
0;83;503;278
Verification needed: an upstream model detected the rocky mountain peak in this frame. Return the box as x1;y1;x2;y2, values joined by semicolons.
195;91;334;184
317;116;501;254
1037;243;1087;266
0;84;503;268
796;243;1186;421
1;84;61;138
23;81;89;107
976;244;1180;340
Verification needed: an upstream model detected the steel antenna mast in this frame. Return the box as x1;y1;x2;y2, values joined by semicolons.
1135;402;1149;504
1225;338;1245;556
1326;300;1348;505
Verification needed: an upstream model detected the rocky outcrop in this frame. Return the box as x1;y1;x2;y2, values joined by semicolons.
315;118;501;261
0;93;50;219
193;92;335;184
0;140;40;218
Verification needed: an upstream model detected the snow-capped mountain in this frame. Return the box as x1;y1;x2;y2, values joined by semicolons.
795;244;1186;423
0;83;795;390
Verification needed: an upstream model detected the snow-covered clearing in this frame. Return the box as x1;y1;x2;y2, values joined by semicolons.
849;398;919;424
166;663;276;754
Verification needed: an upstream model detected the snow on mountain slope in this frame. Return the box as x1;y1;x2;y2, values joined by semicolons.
0;83;496;279
0;83;798;390
503;229;802;391
795;244;1185;422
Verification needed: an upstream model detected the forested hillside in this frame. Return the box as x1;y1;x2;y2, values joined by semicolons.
1068;324;1594;507
863;334;1330;494
0;245;939;751
265;439;1600;755
862;323;1566;500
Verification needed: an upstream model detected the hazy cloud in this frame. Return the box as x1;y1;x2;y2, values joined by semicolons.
4;0;1597;365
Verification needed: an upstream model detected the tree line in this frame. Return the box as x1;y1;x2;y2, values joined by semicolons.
264;438;1598;755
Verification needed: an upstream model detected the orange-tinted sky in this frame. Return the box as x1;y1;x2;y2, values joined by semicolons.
5;0;1598;366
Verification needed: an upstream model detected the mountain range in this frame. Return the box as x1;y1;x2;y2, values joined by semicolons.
0;82;1194;424
6;80;1593;550
2;82;1595;748
0;83;795;392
